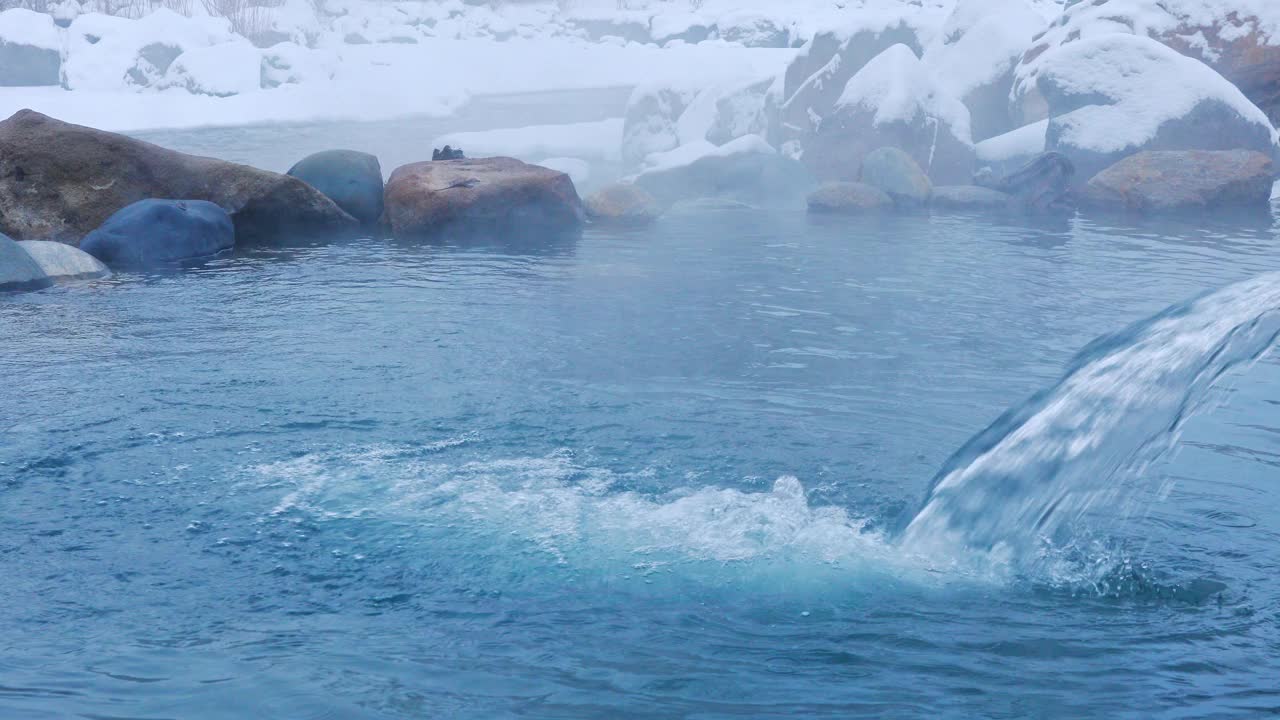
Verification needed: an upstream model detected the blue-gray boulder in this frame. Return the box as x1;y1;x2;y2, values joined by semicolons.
80;199;235;267
1;232;49;291
287;149;384;228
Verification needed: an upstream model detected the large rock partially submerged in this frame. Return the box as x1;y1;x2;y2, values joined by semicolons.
1080;150;1274;213
0;110;359;245
80;199;236;266
0;232;49;291
383;157;584;239
17;240;109;281
287;149;385;229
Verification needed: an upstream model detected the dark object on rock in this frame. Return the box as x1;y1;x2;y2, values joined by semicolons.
986;152;1074;213
931;185;1013;212
860;147;932;207
432;145;465;161
584;183;662;225
1079;150;1274;213
80;199;235;266
807;182;893;214
17;240;109;281
0;232;49;291
0;109;359;245
287;149;385;228
383;156;584;239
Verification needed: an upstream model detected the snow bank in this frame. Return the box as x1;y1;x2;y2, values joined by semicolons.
838;43;972;143
0;8;61;50
2;35;791;132
161;41;262;97
63;10;239;91
434;120;623;163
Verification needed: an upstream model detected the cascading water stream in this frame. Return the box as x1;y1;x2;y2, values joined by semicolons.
899;272;1280;572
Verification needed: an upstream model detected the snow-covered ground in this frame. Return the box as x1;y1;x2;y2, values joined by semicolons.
0;37;789;131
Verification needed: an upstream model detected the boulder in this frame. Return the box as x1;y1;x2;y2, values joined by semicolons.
706;78;778;147
860;147;932;207
803;44;975;184
17;240;109;281
632;136;810;208
80;199;235;266
778;21;924;144
621;85;698;168
931;185;1013;211
287;149;385;228
0;9;61;87
982;151;1075;213
383;157;584;239
0;110;359;244
1079;149;1274;212
925;0;1047;141
1038;35;1276;186
1011;0;1280;126
584;183;662;225
806;182;894;214
0;232;49;291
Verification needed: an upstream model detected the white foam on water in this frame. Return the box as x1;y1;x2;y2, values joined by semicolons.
250;445;1008;591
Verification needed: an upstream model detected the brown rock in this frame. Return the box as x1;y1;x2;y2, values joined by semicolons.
585;183;661;225
1080;149;1274;212
806;182;893;214
0;109;359;245
383;157;584;239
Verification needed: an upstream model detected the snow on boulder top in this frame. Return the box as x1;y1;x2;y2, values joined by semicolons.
1014;0;1280;107
1039;33;1275;154
0;8;61;50
837;43;973;144
639;134;775;176
927;0;1046;96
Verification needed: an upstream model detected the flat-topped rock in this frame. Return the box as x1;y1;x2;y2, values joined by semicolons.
807;182;894;214
384;157;584;239
17;240;109;280
931;185;1012;211
0;109;359;245
1080;150;1275;213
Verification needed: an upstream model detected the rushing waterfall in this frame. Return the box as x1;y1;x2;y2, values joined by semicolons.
901;273;1280;567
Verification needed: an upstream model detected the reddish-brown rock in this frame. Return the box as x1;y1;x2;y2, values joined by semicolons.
383;157;584;239
1080;149;1274;212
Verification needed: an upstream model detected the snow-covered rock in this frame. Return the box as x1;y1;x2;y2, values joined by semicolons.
0;9;61;87
804;44;975;185
260;42;337;89
925;0;1047;141
1038;34;1276;184
63;10;241;91
1012;0;1280;126
621;84;700;168
706;77;779;146
777;17;924;144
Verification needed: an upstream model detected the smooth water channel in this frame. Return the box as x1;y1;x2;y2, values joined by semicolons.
3;105;1280;718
